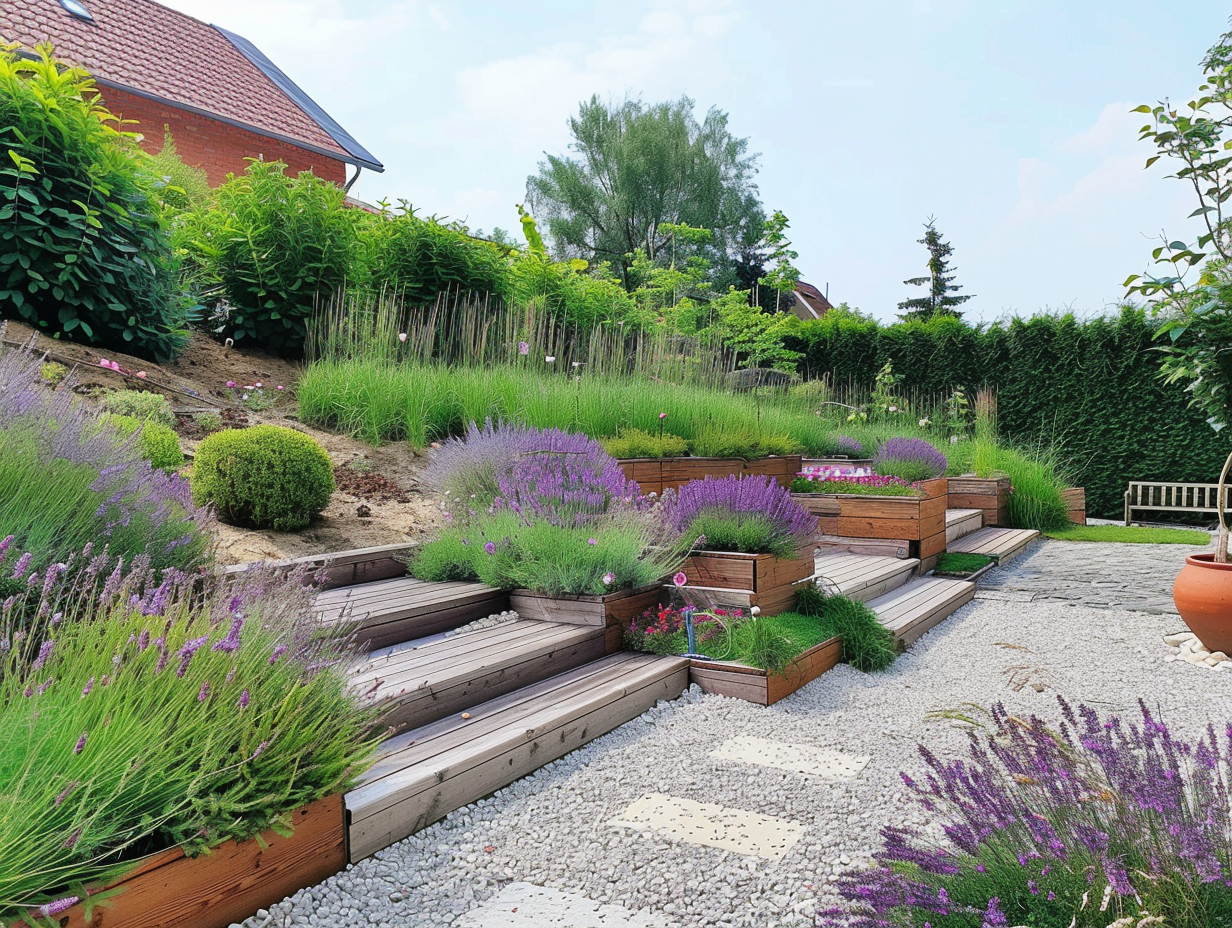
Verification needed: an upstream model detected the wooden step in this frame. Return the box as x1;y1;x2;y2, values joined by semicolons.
346;652;689;862
868;576;975;648
948;526;1039;564
314;576;509;651
352;619;606;736
945;508;984;544
814;554;920;603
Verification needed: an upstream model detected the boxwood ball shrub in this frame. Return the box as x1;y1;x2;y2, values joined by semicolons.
0;47;189;361
192;425;334;530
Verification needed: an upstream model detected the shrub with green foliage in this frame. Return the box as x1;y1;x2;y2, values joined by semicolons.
149;128;211;211
0;46;189;360
99;389;175;427
796;584;897;672
178;160;359;357
103;414;184;471
689;428;802;460
191;425;334;531
600;429;689;459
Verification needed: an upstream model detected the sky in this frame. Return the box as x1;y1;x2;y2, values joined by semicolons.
161;0;1232;323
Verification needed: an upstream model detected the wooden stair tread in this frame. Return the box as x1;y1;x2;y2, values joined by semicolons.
814;554;919;603
346;653;689;861
868;576;975;647
945;508;983;526
948;527;1039;561
945;507;985;544
353;619;606;735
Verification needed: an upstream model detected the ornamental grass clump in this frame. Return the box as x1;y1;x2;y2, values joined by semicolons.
822;699;1232;928
0;544;377;922
0;337;211;572
874;437;948;482
663;475;817;558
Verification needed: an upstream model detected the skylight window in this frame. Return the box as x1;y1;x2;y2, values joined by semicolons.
59;0;95;22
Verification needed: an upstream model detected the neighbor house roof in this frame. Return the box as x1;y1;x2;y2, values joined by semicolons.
792;281;834;320
0;0;383;172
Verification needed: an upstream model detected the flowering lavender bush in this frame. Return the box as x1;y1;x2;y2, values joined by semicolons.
663;475;817;559
0;337;211;571
833;434;867;457
790;472;921;496
0;542;375;921
873;437;948;481
822;700;1232;928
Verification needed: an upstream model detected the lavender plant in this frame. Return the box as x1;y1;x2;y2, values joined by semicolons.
0;339;211;572
822;699;1232;928
873;437;948;482
0;542;377;922
663;475;817;558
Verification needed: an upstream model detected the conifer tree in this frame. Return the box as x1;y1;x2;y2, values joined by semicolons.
897;217;972;321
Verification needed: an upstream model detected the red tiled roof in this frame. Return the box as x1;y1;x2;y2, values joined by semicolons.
0;0;349;160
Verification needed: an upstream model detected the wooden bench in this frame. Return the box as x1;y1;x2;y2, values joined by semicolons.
1124;481;1229;525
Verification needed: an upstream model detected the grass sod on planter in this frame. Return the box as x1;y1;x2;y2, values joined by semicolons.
932;551;996;578
1043;524;1211;545
795;584;897;672
0;553;377;922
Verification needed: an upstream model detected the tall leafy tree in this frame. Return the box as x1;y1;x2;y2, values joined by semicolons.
525;95;765;289
897;217;973;321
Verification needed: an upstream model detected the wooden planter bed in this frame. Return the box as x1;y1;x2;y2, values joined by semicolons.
1061;487;1087;525
43;795;346;928
617;455;803;496
948;475;1010;527
677;546;815;617
510;583;665;653
687;635;842;705
792;477;949;569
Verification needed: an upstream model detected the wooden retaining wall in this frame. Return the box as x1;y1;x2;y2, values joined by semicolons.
793;477;948;567
947;476;1010;527
618;455;802;496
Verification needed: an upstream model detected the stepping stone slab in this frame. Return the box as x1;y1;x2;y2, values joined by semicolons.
710;736;870;779
457;883;667;928
609;793;805;861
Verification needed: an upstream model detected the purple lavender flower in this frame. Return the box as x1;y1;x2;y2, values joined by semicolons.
38;896;80;918
269;644;289;665
73;731;88;754
11;552;32;580
238;689;250;709
31;638;54;671
54;781;78;806
873;437;947;478
177;634;210;677
81;677;94;697
198;680;210;702
832;434;866;457
662;475;817;555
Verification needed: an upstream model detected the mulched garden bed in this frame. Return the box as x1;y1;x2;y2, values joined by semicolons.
332;465;413;503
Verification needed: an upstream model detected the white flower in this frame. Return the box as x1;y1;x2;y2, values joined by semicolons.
950;435;960;444
545;355;556;363
919;417;930;427
398;332;407;343
750;606;761;616
571;361;581;369
888;405;899;413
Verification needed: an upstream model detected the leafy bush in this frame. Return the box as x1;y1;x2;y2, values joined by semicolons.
795;585;897;672
0;47;189;361
99;389;175;427
823;700;1232;928
506;250;636;327
149;128;211;211
39;362;68;387
359;205;509;306
689;428;802;460
193;410;223;433
103;414;184;471
874;437;947;481
0;551;375;919
191;425;334;531
0;341;210;572
178;160;359;357
600;429;689;459
664;474;816;557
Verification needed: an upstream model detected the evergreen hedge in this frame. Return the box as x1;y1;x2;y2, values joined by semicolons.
785;308;1228;518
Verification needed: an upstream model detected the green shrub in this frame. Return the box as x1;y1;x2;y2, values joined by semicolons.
191;425;334;530
0;46;190;360
193;410;223;433
178;160;359;357
39;362;68;386
795;585;897;672
149;128;211;211
104;414;184;471
99;389;176;427
600;429;688;459
689;428;802;460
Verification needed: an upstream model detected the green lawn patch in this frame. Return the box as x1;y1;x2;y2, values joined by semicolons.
1043;524;1210;545
934;552;996;577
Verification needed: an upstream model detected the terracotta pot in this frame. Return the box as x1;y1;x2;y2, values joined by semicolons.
1174;553;1232;653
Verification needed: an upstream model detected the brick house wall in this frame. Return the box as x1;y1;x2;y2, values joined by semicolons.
101;86;348;186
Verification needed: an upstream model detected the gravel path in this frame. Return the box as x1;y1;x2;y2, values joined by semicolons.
237;538;1231;928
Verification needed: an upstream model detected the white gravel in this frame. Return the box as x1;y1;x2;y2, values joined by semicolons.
234;540;1232;928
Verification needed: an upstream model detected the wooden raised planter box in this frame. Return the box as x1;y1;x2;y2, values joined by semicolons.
678;546;815;617
948;475;1011;527
688;635;842;705
792;477;949;568
618;455;803;496
1061;487;1087;525
510;583;665;653
43;795;346;928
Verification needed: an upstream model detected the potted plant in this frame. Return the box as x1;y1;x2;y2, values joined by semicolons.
663;474;818;616
1127;25;1232;650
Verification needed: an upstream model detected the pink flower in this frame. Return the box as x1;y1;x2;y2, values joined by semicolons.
673;571;688;587
398;332;408;343
276;384;284;391
587;537;597;545
135;371;147;379
226;380;236;388
254;382;263;388
98;358;111;368
602;571;616;585
484;541;496;554
659;412;667;420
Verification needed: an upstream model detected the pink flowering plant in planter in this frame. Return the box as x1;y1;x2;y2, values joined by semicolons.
412;422;688;595
790;471;923;497
821;699;1232;928
0;549;377;924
